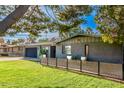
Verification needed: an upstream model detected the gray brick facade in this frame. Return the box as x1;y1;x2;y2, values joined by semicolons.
56;35;123;64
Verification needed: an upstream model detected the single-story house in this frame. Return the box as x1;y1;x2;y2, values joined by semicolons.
23;42;56;59
0;35;123;64
55;34;123;64
0;42;56;59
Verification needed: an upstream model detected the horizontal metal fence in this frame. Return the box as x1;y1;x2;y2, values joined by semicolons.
57;58;67;68
82;61;98;74
100;62;122;79
41;58;47;65
68;59;80;71
40;58;123;80
48;58;56;66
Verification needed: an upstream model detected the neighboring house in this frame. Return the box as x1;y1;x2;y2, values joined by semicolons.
0;44;24;56
0;37;24;56
56;34;123;64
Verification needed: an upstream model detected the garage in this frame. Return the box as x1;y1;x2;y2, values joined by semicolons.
25;48;37;58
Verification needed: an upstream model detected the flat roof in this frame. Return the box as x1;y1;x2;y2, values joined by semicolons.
0;42;55;48
23;42;55;46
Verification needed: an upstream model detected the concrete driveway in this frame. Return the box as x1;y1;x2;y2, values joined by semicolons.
0;57;40;61
0;57;24;61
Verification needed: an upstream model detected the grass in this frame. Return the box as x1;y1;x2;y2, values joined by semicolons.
0;60;124;88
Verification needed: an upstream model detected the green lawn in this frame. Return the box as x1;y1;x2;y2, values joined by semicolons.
0;60;124;88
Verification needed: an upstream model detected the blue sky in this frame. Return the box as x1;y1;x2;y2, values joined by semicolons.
4;6;97;42
81;10;97;32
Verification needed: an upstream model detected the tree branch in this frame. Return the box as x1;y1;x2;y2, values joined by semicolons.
0;5;30;35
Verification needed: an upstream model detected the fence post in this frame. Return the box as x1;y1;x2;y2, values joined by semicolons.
56;58;57;67
80;60;82;72
67;59;68;69
47;57;49;66
122;63;124;80
98;61;100;75
40;58;42;64
122;44;124;80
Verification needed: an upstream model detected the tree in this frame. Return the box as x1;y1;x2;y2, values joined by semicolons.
95;6;124;44
17;39;25;44
0;5;30;35
44;5;92;39
9;6;51;36
86;27;93;34
28;34;37;43
8;5;92;39
6;40;11;44
44;30;48;39
0;5;92;39
11;40;18;45
11;38;25;45
38;38;49;42
0;6;15;18
0;37;4;44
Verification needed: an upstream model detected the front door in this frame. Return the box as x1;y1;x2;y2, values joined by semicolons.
85;44;89;57
50;46;56;58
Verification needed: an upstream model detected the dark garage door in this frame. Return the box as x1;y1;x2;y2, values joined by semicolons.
25;48;37;58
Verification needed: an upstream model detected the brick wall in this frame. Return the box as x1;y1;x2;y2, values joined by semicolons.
56;43;122;63
88;43;122;63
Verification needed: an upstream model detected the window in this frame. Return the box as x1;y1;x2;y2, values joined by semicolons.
65;46;71;54
62;45;71;54
85;45;89;56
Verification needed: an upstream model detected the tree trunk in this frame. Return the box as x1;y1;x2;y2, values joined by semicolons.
0;5;30;35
